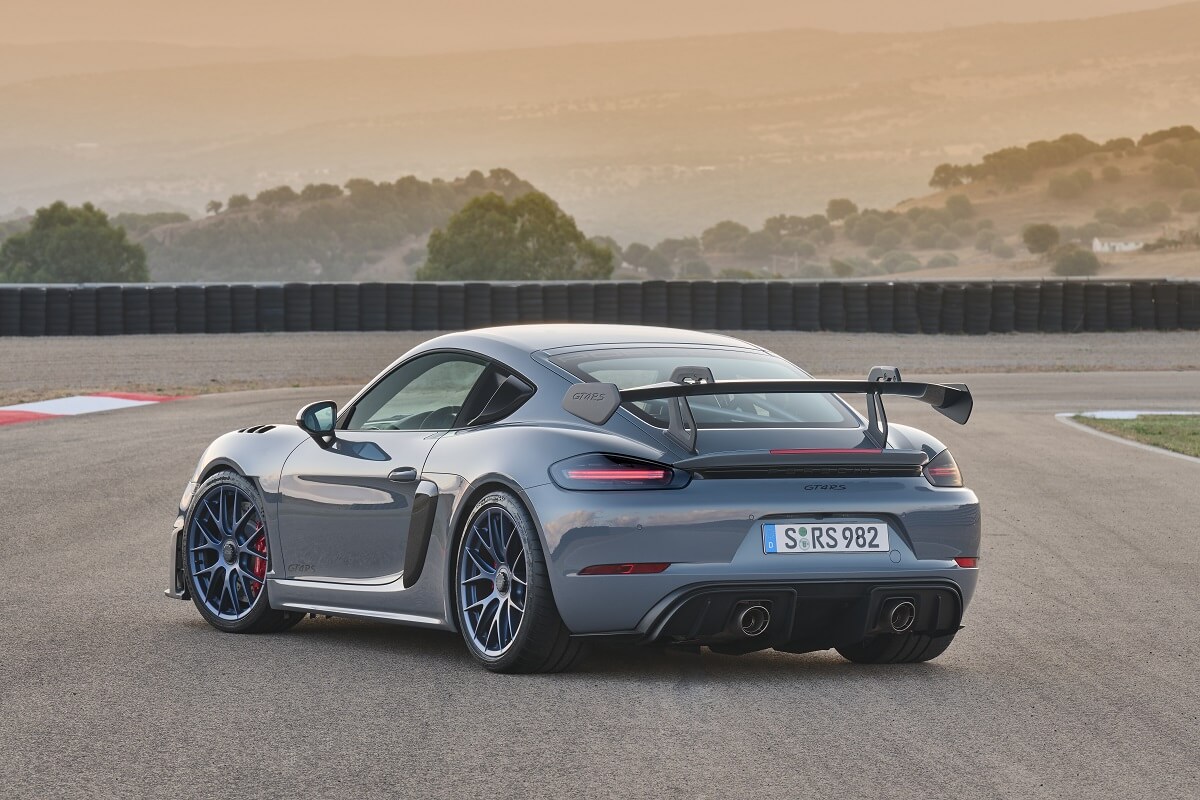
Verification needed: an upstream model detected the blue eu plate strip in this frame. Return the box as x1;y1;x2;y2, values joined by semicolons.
763;523;777;553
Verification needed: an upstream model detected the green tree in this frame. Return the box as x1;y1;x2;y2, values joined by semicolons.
416;192;612;281
653;236;700;263
926;253;959;269
1101;165;1122;183
255;186;300;206
622;243;653;267
700;220;750;252
945;194;974;220
0;201;148;283
678;258;712;278
1145;200;1172;223
825;198;858;221
1052;246;1101;276
929;164;965;189
640;250;672;278
1152;162;1198;189
874;228;903;250
738;230;777;259
1119;207;1148;228
589;236;623;263
846;213;885;246
227;193;251;211
950;220;975;238
829;259;855;278
205;200;223;215
1022;223;1060;255
911;230;937;249
299;183;344;202
991;241;1016;259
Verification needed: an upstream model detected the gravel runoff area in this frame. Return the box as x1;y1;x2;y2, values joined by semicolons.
2;329;1200;406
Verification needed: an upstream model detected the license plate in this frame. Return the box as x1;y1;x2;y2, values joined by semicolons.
762;520;891;554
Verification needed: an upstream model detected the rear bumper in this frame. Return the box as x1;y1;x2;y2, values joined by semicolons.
598;579;963;653
525;478;980;634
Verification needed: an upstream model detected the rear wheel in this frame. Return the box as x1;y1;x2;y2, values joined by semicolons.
185;471;303;634
836;631;956;664
455;491;583;673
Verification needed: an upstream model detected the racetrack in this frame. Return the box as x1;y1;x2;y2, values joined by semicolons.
2;365;1199;798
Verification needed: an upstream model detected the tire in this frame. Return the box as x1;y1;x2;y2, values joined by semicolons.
184;471;303;634
454;491;584;673
835;630;956;664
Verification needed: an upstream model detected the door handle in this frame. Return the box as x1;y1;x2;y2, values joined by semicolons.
387;467;419;483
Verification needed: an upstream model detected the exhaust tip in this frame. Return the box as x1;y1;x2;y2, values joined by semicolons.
886;600;917;633
737;604;771;637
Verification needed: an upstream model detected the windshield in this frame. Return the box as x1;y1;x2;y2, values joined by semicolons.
549;347;858;429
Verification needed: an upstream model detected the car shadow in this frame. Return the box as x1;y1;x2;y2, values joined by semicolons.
220;615;962;683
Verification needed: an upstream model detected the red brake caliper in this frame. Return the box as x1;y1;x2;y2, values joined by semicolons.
251;524;268;595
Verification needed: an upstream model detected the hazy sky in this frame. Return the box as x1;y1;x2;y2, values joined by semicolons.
0;0;1187;52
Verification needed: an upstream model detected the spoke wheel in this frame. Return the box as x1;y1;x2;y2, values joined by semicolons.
454;491;585;673
182;471;302;634
188;483;269;620
458;506;528;657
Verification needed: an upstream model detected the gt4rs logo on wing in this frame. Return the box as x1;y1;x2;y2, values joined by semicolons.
803;484;846;491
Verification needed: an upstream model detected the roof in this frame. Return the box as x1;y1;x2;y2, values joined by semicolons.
428;324;760;353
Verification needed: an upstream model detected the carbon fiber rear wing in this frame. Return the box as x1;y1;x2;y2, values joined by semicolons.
562;366;972;453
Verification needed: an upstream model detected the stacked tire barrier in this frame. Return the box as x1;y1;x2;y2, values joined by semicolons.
1;280;1199;336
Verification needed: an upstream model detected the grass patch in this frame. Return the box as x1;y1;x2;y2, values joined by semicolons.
1075;414;1200;458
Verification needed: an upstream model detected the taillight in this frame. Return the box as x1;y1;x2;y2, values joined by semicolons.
923;449;963;487
954;557;978;568
550;454;689;490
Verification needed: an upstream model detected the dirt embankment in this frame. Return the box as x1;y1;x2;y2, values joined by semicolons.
3;329;1200;407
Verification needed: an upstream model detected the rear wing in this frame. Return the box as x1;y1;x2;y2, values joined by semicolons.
562;366;972;453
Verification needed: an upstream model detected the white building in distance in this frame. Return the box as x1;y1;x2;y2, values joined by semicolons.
1092;238;1144;254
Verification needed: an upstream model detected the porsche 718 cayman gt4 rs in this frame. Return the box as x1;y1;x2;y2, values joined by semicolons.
166;324;979;673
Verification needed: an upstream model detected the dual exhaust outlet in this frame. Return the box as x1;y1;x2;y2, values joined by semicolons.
727;597;918;639
882;598;917;633
732;602;772;638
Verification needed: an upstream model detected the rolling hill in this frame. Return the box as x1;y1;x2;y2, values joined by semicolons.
1;4;1200;241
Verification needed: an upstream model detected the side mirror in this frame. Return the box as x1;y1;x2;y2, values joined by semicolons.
297;400;338;443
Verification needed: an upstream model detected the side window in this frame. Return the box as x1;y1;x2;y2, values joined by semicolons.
345;353;487;431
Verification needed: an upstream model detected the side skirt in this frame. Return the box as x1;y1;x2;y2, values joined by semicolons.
276;602;453;630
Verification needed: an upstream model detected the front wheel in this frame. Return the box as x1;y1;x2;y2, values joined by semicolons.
184;471;303;634
835;631;957;664
455;491;583;673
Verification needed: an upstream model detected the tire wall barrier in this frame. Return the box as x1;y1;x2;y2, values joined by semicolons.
1;281;1198;336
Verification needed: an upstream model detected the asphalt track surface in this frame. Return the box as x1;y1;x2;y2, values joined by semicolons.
3;368;1200;799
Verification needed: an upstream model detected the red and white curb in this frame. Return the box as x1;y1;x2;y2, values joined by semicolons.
0;392;187;426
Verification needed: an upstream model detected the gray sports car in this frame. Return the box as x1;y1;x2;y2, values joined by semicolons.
166;324;979;673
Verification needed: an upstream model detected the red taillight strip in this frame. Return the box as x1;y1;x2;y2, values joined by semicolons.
927;467;960;477
579;563;671;575
954;557;978;568
769;449;884;455
565;469;668;481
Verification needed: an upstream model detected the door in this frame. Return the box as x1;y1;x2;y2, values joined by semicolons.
276;352;488;582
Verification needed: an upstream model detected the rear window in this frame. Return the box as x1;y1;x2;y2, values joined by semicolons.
550;347;858;429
